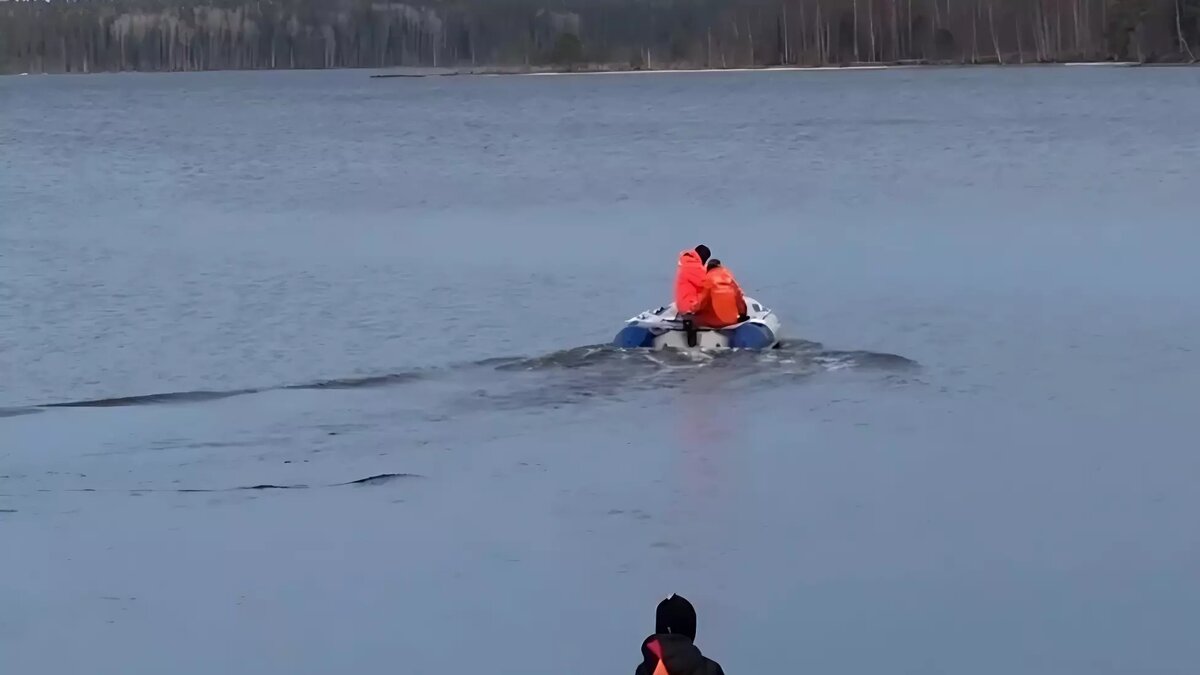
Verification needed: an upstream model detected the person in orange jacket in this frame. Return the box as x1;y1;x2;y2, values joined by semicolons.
674;245;710;315
693;259;748;328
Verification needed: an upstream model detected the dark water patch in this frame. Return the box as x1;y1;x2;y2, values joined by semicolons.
808;350;920;371
473;356;527;368
314;423;371;436
79;436;290;458
335;473;420;486
178;439;265;450
0;407;42;419
44;388;259;408
492;345;643;371
28;473;420;496
0;509;17;514
777;338;826;352
455;346;686;411
285;371;425;390
163;483;308;493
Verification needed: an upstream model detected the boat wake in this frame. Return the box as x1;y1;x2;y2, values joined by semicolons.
38;371;432;409
491;339;917;374
44;389;259;408
0;407;42;419
16;338;916;414
454;339;918;411
14;473;420;498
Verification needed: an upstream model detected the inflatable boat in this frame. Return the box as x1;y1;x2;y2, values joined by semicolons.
613;297;781;350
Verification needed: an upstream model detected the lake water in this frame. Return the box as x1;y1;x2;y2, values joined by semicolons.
2;66;1199;674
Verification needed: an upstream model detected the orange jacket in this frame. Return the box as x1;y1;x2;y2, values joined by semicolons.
693;266;747;328
673;249;707;315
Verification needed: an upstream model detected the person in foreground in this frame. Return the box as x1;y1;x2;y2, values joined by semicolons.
692;259;748;329
674;244;711;315
637;594;726;675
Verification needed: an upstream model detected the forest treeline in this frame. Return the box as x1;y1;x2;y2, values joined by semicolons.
2;0;1197;74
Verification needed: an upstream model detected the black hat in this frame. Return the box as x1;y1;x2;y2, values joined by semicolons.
706;258;722;271
694;245;711;264
655;594;697;641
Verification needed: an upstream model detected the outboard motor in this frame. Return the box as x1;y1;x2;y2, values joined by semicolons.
682;319;698;348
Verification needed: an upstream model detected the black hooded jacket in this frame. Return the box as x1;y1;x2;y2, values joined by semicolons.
636;634;726;675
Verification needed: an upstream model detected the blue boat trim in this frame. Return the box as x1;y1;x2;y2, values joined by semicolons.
729;322;776;349
613;325;655;349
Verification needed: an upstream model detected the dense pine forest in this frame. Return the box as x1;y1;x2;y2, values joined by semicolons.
2;0;1197;74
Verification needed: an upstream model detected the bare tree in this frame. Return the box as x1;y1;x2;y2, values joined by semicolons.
988;0;1003;62
2;0;1197;74
1177;0;1197;60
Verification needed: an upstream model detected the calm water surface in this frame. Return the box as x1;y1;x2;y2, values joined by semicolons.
2;66;1199;674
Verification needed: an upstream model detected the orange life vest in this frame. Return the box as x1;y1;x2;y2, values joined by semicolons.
673;250;707;315
694;266;747;328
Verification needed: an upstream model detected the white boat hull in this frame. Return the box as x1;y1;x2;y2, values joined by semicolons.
613;296;781;351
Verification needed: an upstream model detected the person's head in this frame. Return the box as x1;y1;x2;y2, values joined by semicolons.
655;594;697;641
706;258;722;271
694;245;711;264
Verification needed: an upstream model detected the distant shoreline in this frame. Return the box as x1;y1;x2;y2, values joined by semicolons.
370;60;1188;79
7;60;1197;79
